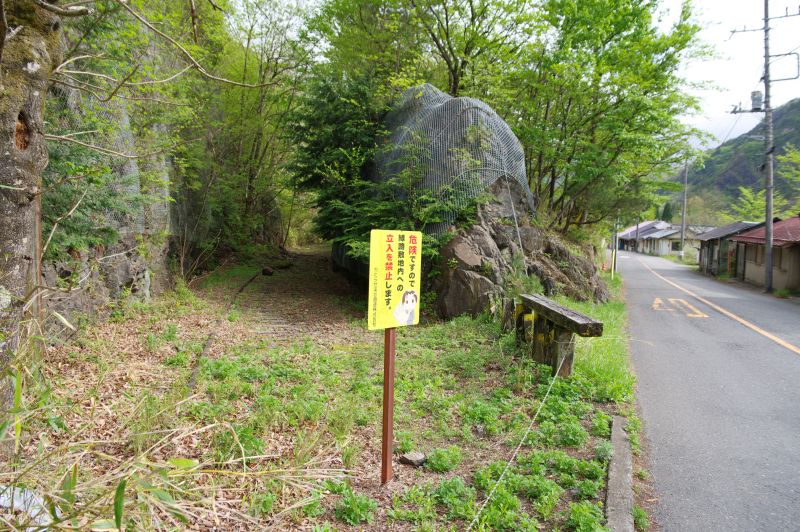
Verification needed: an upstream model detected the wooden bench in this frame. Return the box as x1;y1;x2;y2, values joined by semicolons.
515;293;603;377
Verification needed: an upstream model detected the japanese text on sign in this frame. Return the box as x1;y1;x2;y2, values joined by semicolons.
368;229;423;330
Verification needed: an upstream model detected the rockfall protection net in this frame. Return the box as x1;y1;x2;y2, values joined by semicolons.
376;84;533;236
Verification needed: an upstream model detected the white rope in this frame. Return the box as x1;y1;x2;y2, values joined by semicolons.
465;349;567;531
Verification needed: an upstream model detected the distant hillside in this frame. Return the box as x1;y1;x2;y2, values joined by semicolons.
689;98;800;201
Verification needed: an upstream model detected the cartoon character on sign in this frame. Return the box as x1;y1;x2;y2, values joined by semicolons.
393;290;418;325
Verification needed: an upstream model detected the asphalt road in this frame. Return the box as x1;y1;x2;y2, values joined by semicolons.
618;252;800;531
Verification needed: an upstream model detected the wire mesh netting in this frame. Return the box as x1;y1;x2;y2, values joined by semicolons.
376;84;533;235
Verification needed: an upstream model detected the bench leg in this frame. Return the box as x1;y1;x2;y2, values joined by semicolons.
532;316;551;366
515;305;526;348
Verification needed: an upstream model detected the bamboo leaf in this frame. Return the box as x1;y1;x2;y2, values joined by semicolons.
168;457;199;470
114;479;126;529
89;519;117;530
13;370;22;454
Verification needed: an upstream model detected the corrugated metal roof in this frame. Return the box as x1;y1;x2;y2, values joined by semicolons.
618;221;668;240
643;228;679;239
697;221;760;242
729;215;800;247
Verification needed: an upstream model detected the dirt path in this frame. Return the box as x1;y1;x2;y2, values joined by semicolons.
230;246;367;346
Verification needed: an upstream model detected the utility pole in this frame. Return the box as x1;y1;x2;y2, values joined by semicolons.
680;161;688;259
730;3;800;292
611;216;618;279
762;0;774;292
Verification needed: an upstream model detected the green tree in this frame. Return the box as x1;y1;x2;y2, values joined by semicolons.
729;186;791;220
776;142;800;212
487;0;702;231
660;202;675;222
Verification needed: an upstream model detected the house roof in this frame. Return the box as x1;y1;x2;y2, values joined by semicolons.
688;225;716;235
697;221;761;242
643;228;679;239
618;221;669;240
729;215;800;247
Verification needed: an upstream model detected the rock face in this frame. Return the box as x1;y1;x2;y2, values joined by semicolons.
435;179;609;318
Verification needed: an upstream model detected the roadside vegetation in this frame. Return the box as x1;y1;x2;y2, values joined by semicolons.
1;257;637;530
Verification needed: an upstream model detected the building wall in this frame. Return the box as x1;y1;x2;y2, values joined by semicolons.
742;243;800;291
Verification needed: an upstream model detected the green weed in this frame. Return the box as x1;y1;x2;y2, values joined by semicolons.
341;442;359;469
462;399;502;436
213;425;264;463
426;446;463;473
335;489;377;526
162;323;178;342
632;505;649;530
623;412;642;454
164;352;189;367
396;430;415;453
302;492;326;518
249;491;277;517
565;500;608;531
591;410;612;437
594;440;614;463
433;477;476;520
388;484;437;524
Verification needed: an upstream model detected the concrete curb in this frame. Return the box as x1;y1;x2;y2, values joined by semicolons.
606;416;634;532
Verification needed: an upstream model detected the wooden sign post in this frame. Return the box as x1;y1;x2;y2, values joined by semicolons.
367;229;422;485
381;328;396;484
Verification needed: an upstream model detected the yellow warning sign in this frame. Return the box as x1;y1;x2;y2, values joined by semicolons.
368;229;423;330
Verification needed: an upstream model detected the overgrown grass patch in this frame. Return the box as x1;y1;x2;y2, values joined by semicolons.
3;262;636;530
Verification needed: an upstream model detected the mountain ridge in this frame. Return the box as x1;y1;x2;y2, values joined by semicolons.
689;97;800;201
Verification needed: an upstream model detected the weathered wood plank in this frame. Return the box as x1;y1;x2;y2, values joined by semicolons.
520;293;603;337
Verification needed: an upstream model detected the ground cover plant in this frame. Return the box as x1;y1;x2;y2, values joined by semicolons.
0;254;633;530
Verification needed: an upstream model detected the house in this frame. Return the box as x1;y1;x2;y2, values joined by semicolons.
640;225;713;258
697;221;761;277
645;225;713;258
618;221;714;258
617;221;670;251
640;227;679;255
729;214;800;291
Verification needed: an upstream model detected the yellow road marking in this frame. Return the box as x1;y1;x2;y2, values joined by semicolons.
640;260;800;356
651;297;674;311
669;298;709;318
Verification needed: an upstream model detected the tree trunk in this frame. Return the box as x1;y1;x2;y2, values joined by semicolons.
0;1;63;406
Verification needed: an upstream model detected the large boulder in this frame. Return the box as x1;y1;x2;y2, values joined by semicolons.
434;179;608;318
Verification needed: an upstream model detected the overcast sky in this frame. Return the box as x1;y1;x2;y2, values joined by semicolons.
659;0;800;148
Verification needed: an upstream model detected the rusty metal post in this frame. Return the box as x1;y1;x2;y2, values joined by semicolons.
381;327;397;485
